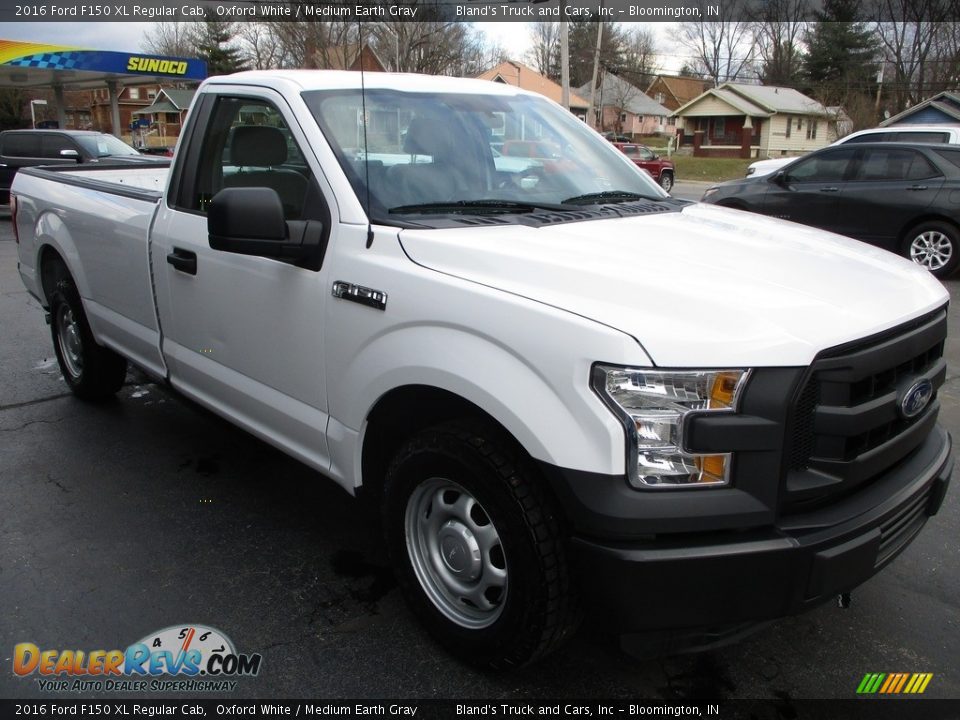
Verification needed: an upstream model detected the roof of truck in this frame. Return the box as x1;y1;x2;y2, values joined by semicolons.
203;70;535;98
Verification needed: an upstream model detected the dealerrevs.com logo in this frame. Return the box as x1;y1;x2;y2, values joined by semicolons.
13;624;262;693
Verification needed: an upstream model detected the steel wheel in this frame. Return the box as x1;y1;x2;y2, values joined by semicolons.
404;477;507;629
55;304;84;380
909;229;953;272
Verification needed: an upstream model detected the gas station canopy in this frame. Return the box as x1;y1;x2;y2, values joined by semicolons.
0;39;206;134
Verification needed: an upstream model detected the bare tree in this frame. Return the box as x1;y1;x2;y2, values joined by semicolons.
620;25;660;89
238;23;296;70
751;0;811;85
527;22;562;81
873;0;956;112
672;3;758;86
142;22;199;58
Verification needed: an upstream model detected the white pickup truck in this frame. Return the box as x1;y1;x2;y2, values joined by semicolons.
13;71;953;668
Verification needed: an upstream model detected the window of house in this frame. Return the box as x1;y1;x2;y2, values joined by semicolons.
713;118;726;137
797;117;803;130
619;112;627;124
148;90;157;99
128;88;140;100
807;120;818;140
785;116;791;138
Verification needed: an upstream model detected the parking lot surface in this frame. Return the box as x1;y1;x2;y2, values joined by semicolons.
1;220;958;701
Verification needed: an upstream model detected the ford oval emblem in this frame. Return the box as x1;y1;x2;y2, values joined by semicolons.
900;379;934;419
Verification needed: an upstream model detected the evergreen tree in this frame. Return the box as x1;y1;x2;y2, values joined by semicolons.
803;0;879;104
196;21;248;76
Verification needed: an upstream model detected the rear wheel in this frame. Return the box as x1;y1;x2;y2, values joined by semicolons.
903;221;959;279
659;171;674;193
382;421;579;669
49;278;127;400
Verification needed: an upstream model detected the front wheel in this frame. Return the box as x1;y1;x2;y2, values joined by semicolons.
49;278;127;400
903;221;960;279
659;171;674;193
382;422;579;669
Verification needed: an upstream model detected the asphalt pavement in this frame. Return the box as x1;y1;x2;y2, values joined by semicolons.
1;219;958;703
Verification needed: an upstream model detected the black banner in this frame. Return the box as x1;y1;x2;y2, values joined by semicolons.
3;699;960;720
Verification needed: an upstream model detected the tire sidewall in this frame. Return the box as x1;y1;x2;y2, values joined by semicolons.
383;433;552;667
660;171;673;192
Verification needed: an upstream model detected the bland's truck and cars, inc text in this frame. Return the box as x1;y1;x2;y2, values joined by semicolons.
11;71;953;668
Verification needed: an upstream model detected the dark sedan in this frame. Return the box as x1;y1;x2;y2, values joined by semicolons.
701;142;960;278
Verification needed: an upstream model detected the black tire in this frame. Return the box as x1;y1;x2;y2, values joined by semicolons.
659;171;674;193
49;277;127;400
382;421;579;669
901;220;960;279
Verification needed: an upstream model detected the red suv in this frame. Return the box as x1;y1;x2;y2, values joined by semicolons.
614;142;675;192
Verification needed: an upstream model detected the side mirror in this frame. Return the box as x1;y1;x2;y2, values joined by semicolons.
60;149;80;162
208;187;322;261
771;170;787;186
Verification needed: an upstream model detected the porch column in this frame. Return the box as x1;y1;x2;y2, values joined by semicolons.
740;115;753;159
693;130;704;157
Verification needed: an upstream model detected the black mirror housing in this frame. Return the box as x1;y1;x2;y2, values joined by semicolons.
208;187;323;262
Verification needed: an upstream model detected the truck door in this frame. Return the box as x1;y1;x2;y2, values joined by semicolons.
150;89;335;472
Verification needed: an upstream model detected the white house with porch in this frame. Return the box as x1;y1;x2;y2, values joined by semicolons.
673;83;836;159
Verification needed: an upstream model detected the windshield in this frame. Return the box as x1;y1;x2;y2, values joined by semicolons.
302;88;665;220
75;134;141;158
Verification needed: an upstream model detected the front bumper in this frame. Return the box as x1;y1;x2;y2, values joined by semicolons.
561;425;952;633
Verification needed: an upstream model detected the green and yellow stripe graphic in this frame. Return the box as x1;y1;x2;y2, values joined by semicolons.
857;672;933;694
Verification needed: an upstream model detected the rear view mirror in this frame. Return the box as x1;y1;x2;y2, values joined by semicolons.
208;187;322;262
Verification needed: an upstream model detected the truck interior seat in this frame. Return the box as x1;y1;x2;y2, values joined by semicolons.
223;126;308;218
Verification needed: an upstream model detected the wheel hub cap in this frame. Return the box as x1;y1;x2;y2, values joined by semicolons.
438;520;482;581
910;231;952;271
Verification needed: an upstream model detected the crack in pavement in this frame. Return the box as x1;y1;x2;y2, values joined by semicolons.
46;473;71;493
0;417;65;432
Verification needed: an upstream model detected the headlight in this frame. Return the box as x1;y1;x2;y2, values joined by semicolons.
702;187;719;200
592;366;749;489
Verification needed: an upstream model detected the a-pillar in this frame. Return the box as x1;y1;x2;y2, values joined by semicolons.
740;116;754;159
106;80;122;138
53;85;66;129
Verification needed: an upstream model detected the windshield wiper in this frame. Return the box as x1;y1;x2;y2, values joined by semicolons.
561;190;663;206
389;199;570;215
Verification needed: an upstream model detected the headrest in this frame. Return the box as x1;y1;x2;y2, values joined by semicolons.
403;116;457;159
231;126;287;167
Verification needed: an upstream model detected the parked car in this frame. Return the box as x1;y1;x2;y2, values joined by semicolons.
703;142;960;278
12;71;952;668
601;131;632;143
613;142;675;191
0;129;165;208
746;124;960;178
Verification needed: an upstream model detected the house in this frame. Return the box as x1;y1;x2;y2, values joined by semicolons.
576;73;672;138
313;42;386;72
476;61;590;120
673;83;835;159
88;83;166;137
131;88;196;150
645;75;708;112
880;91;960;126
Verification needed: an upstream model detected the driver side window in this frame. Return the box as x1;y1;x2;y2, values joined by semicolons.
188;96;316;221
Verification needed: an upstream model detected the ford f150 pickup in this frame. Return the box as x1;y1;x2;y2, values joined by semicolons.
13;71;953;669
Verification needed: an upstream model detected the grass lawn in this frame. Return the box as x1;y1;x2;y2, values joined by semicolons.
670;156;753;183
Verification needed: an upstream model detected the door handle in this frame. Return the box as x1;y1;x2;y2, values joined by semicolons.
819;187;839;193
909;185;928;191
166;248;197;275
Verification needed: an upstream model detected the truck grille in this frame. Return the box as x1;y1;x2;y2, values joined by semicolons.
783;308;947;512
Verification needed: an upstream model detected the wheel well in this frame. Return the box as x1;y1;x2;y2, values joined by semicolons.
899;215;960;245
360;386;515;507
38;245;71;306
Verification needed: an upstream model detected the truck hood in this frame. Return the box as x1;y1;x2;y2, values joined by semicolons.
398;203;949;367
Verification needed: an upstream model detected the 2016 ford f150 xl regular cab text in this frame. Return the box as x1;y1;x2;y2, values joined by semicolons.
13;71;953;669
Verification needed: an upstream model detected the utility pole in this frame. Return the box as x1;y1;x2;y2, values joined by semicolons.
587;16;603;131
874;64;884;113
560;11;570;110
